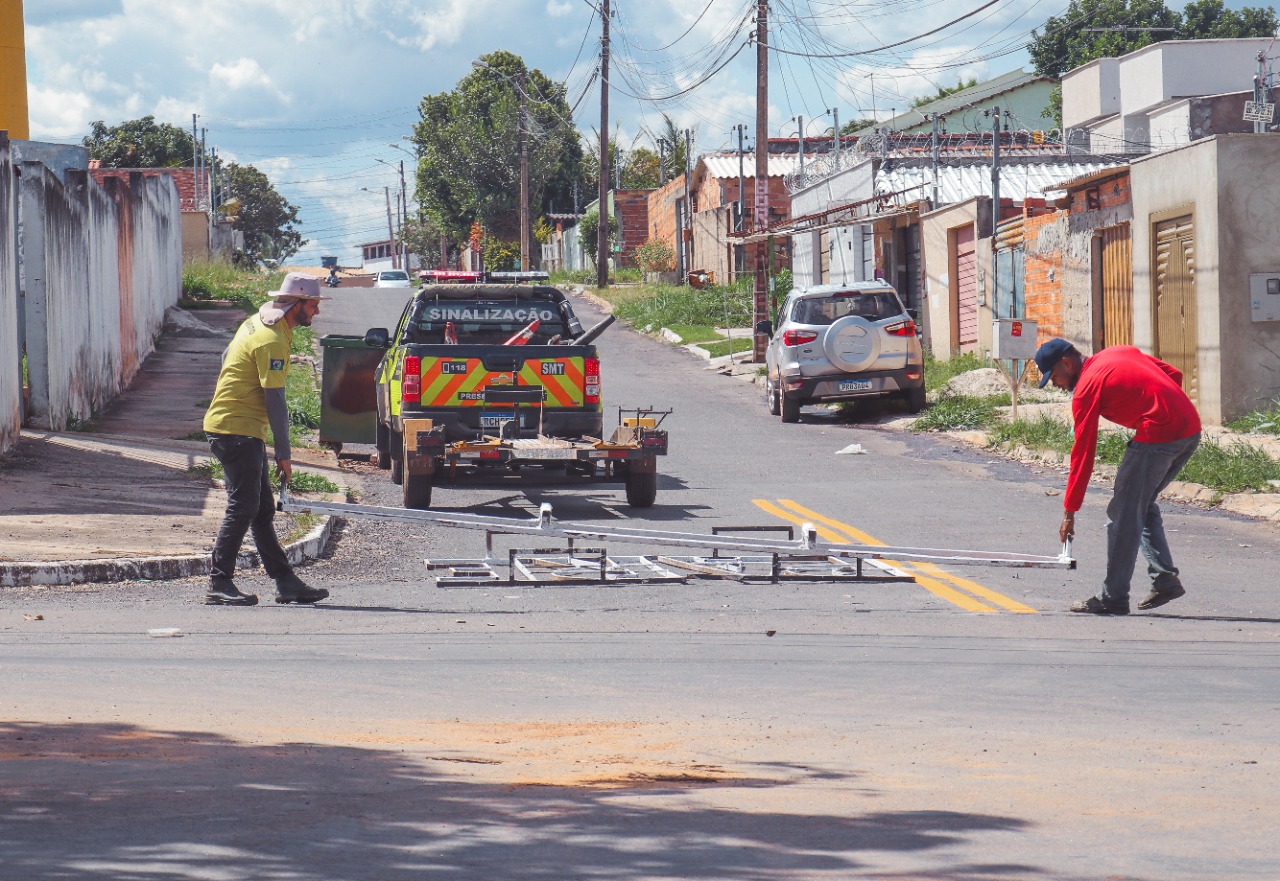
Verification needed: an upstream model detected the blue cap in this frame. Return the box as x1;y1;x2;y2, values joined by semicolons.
1034;338;1077;388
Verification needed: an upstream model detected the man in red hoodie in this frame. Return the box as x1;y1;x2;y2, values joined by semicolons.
1034;339;1202;615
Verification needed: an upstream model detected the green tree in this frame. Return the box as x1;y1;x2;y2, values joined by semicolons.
399;215;446;270
411;51;583;245
83;116;200;168
578;209;618;265
1030;0;1277;125
223;163;303;267
910;77;980;108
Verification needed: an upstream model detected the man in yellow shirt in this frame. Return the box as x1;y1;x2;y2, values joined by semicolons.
203;273;331;606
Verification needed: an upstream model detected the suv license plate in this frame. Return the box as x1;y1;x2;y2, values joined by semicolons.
480;412;515;427
838;379;874;392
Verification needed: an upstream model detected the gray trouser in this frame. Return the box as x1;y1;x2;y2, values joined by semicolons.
1102;432;1201;606
207;433;292;583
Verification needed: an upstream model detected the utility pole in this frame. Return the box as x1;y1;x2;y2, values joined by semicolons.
1255;50;1268;134
735;124;747;231
597;0;611;289
519;67;530;270
384;187;396;269
684;128;693;274
830;107;840;170
929;113;940;208
990;106;1002;318
752;0;769;362
795;114;805;176
398;159;410;273
658;139;667;185
191;114;200;210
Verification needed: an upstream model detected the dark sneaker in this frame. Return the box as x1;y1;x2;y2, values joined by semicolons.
274;572;329;605
1138;584;1186;610
205;580;259;606
1069;596;1129;615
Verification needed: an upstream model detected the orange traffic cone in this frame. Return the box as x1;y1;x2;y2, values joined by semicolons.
503;319;540;346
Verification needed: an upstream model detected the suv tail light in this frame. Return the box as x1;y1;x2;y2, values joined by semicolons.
402;355;421;404
584;357;600;405
885;319;917;337
782;329;819;346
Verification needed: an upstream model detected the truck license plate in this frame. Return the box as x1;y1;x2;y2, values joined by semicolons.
838;379;873;391
480;412;515;427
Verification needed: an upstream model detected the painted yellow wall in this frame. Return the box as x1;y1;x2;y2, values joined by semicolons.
0;0;30;140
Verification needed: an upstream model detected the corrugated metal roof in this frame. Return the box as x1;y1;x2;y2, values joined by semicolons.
875;161;1122;205
702;154;802;179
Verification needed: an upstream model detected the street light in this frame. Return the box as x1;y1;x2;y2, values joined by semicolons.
471;59;531;271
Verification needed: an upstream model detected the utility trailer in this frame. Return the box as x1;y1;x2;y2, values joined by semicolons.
399;406;671;509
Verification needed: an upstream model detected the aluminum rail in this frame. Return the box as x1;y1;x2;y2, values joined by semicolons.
281;490;1075;569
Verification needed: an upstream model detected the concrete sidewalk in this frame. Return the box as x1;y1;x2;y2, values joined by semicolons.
0;305;342;587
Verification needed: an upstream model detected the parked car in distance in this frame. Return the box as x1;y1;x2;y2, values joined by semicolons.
760;282;925;423
373;270;413;289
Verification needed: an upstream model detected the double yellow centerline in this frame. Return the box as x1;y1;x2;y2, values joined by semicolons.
752;499;1037;614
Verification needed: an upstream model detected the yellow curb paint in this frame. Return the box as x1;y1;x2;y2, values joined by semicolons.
752;499;998;614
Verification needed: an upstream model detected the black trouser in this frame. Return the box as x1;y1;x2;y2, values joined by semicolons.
207;433;291;583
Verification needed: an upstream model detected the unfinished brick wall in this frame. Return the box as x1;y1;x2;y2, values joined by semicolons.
613;190;651;267
89;167;208;212
1023;210;1065;341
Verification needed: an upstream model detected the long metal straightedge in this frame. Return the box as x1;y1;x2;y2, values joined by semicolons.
280;490;1075;570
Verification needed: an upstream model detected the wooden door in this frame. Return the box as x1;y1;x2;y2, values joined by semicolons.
1100;223;1133;347
1152;214;1198;404
954;224;978;351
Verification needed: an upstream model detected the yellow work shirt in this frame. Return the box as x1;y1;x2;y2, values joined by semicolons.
203;316;293;440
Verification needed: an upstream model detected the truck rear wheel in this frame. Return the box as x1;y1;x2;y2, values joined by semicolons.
376;420;391;470
625;470;657;508
389;428;404;485
403;471;433;509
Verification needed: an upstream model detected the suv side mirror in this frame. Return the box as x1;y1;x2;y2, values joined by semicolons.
755;319;774;337
364;327;390;348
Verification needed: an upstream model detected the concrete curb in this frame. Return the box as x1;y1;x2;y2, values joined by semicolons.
0;514;335;588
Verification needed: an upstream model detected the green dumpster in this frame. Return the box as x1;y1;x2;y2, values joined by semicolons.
318;335;382;450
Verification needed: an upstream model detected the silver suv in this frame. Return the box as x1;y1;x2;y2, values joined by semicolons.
761;282;925;422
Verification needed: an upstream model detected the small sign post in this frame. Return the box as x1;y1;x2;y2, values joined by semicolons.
991;319;1039;419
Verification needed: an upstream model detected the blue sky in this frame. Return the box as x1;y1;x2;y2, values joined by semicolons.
19;0;1199;264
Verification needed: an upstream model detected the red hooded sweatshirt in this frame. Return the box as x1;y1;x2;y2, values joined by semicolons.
1065;346;1201;512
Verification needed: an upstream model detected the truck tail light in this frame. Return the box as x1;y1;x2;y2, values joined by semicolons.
402;355;421;404
782;329;819;346
584;357;600;405
885;319;917;337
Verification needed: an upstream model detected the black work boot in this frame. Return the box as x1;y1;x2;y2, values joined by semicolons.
205;578;259;606
274;572;330;605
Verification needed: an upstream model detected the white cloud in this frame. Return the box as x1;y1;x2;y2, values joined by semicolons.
547;0;573;17
210;58;277;92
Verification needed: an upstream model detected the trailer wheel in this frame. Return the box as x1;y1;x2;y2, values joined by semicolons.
375;420;391;470
403;471;433;509
625;470;658;508
389;428;404;485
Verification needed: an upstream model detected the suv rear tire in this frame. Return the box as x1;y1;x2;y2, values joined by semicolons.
905;385;927;414
766;379;780;415
780;391;801;423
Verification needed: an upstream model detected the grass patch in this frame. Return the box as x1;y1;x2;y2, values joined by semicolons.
991;414;1074;454
612;280;753;331
923;350;988;393
1226;400;1280;435
1178;440;1280;494
911;395;1000;432
187;459;339;494
662;324;721;344
183;259;283;314
282;512;321;544
175;431;208;441
695;337;752;359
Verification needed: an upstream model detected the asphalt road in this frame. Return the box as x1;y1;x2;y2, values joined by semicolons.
2;285;1278;881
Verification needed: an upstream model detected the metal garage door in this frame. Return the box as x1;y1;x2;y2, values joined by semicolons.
1100;223;1133;348
955;224;978;351
1152;214;1198;405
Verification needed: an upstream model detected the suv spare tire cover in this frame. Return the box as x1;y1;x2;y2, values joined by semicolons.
824;315;880;371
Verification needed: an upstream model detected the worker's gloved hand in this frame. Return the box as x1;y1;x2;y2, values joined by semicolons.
275;458;292;486
1059;511;1075;544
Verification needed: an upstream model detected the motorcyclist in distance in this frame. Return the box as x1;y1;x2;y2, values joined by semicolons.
325;267;340;288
